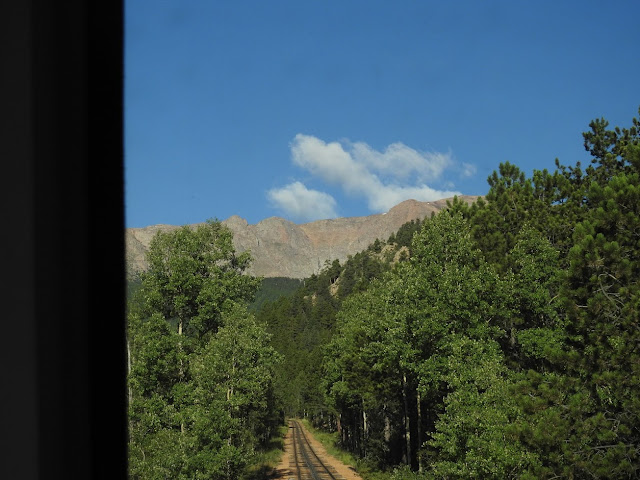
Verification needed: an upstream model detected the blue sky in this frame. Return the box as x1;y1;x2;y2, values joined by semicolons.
124;0;640;228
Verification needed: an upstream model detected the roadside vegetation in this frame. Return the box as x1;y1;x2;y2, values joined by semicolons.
241;424;289;480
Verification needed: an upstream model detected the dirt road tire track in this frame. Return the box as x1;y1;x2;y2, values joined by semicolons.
273;419;363;480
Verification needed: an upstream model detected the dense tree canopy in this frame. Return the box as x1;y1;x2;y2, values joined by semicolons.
127;220;279;480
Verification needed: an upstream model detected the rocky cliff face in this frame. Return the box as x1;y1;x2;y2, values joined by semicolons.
126;196;479;279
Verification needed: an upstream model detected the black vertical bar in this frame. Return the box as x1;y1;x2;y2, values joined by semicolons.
0;1;126;478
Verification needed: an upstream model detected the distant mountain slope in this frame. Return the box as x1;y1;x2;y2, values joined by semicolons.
125;196;480;279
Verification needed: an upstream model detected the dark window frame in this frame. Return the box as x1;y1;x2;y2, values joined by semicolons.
2;1;127;478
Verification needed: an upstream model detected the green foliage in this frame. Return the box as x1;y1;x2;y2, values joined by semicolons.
127;275;143;302
315;107;640;478
323;212;515;468
388;218;424;251
190;305;281;465
557;170;640;477
254;221;421;422
249;277;303;312
427;337;539;479
241;424;289;480
127;220;280;480
141;219;260;339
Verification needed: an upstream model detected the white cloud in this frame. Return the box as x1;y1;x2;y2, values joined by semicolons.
290;135;369;193
350;141;452;182
267;181;338;222
461;162;477;177
286;134;464;213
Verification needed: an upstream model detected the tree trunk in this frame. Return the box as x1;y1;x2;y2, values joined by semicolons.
177;317;184;378
362;397;367;457
383;403;391;444
417;389;422;473
178;318;185;435
402;373;412;466
227;354;235;445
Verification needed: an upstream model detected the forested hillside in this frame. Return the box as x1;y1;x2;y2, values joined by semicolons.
127;108;640;479
249;277;304;312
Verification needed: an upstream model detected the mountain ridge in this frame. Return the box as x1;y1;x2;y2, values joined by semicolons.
126;196;480;279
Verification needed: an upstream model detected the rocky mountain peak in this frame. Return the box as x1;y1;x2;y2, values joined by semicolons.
126;195;480;279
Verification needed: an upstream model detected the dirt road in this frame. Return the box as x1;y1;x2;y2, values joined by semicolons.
272;420;363;480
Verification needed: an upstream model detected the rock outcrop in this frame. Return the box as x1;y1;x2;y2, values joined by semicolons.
126;196;479;279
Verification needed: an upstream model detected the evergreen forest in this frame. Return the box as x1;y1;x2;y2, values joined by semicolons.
127;108;640;479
